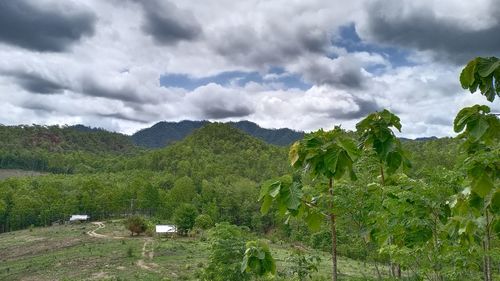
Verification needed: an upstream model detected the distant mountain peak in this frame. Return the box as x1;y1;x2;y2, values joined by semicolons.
131;120;304;148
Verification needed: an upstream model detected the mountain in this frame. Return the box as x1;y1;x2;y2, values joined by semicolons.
131;120;209;148
0;124;139;173
131;120;304;148
130;123;290;182
0;124;136;153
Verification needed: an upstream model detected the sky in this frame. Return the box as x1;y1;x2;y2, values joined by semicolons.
0;0;499;138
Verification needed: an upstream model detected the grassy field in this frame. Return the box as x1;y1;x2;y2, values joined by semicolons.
0;169;46;180
0;221;388;281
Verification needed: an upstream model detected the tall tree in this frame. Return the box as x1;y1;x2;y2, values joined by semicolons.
260;126;359;281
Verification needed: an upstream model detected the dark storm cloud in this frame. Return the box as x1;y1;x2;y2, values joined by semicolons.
3;71;67;94
137;0;202;45
20;100;55;113
202;105;254;119
211;25;330;68
364;0;500;63
300;59;365;89
329;98;380;119
80;77;143;103
0;0;96;52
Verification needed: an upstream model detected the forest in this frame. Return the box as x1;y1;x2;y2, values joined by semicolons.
0;57;499;281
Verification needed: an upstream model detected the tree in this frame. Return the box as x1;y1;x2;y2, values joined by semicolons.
241;239;275;277
203;223;250;281
356;109;410;278
356;109;411;185
124;216;148;236
260;126;360;281
451;57;500;281
194;214;214;230
173;203;198;236
169;176;197;210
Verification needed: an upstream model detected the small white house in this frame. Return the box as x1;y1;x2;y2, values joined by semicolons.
69;215;90;223
155;225;176;235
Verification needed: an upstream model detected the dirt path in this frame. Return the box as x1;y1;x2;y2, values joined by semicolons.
86;222;107;238
136;239;158;271
86;221;158;271
86;222;126;239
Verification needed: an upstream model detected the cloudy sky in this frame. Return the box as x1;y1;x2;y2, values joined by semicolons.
0;0;499;137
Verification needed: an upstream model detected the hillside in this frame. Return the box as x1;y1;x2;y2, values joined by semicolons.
0;124;136;154
0;125;139;173
130;123;290;182
0;221;381;281
131;120;304;148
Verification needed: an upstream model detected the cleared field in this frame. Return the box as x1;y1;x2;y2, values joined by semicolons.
0;169;46;180
0;221;391;281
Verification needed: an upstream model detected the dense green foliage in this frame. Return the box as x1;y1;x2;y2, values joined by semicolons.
202;223;250;281
1;56;499;281
174;203;198;235
0;124;288;233
0;124;138;173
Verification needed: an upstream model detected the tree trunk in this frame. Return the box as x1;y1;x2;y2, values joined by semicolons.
329;178;337;281
483;209;492;281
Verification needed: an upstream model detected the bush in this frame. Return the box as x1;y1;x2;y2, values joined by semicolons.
194;214;214;230
202;223;250;281
174;204;198;236
124;216;148;236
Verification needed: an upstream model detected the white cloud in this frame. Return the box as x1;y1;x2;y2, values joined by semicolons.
0;0;498;138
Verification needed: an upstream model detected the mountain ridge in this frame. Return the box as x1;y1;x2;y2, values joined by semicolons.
130;120;305;148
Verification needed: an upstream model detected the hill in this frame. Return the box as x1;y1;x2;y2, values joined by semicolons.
0;125;139;173
131;120;304;148
130;123;290;182
0;221;380;281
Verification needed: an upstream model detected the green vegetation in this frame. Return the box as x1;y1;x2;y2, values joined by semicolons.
0;57;498;280
125;216;148;236
0;221;387;281
131;120;304;148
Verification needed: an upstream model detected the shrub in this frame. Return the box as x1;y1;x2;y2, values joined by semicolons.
194;214;214;230
173;204;198;236
202;223;250;281
124;216;148;236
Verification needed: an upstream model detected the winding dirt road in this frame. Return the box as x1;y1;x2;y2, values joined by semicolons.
86;221;158;271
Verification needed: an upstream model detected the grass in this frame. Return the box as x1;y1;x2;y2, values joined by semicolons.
0;221;386;281
0;169;45;180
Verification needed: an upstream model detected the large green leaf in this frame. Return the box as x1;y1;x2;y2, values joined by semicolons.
242;240;276;276
477;57;500;77
286;182;303;210
260;196;273;215
289;141;300;166
460;58;477;89
460;56;500;102
305;211;324;232
471;172;494;198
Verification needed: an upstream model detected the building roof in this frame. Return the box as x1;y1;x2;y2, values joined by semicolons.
69;215;90;221
155;225;176;233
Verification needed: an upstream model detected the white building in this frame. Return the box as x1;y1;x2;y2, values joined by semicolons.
69;215;90;222
155;225;176;235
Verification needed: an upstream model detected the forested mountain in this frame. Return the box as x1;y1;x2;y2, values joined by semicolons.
0;124;135;153
131;120;304;148
129;123;290;183
0;124;139;173
0;123;290;232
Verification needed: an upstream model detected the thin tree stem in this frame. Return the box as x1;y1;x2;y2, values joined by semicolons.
329;177;337;281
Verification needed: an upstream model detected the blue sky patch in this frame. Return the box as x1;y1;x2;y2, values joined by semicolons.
334;23;414;69
160;68;311;91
